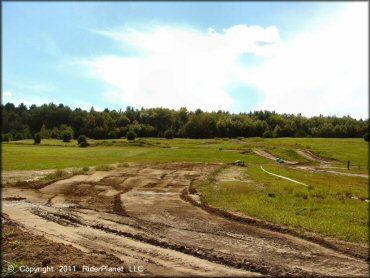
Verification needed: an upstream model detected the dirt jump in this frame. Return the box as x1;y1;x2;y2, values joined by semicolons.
2;163;369;277
253;149;369;179
253;150;299;165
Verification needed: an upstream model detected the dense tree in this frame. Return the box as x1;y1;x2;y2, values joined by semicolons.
1;102;368;140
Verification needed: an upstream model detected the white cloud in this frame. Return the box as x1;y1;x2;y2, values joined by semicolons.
81;2;367;118
4;91;12;97
247;3;368;118
85;24;280;111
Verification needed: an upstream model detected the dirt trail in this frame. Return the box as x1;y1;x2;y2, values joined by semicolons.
295;149;331;163
253;149;299;165
254;149;369;179
2;163;369;277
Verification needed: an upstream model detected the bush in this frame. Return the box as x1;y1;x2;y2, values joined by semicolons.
126;130;136;141
108;130;117;139
14;133;23;141
164;129;174;139
2;134;10;142
61;130;72;142
82;166;90;172
44;169;68;180
262;130;273;138
363;132;369;142
77;135;88;145
50;128;59;139
34;132;42;144
79;141;90;147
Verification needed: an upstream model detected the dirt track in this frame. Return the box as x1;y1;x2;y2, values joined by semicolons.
254;149;369;179
2;163;369;277
253;150;299;165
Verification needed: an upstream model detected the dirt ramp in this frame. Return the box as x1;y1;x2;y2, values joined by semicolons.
253;149;299;165
296;149;332;163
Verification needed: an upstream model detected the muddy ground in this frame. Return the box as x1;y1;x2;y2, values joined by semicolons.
2;163;369;277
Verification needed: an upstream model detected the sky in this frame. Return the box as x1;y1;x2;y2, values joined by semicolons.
2;2;368;119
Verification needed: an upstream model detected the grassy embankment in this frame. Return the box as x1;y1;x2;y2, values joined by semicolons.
2;137;368;242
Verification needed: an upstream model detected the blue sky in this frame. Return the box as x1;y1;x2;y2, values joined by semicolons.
3;2;368;118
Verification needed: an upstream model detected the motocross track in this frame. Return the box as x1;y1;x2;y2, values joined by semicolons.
2;163;369;277
254;149;369;179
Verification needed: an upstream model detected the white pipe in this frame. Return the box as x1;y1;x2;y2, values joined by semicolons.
260;166;308;187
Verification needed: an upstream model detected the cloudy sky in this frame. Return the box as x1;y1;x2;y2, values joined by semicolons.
3;2;368;118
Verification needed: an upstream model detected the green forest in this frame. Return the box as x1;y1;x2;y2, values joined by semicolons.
1;102;369;141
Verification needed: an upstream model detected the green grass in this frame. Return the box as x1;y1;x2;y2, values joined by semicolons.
3;137;367;171
2;140;265;170
201;163;369;242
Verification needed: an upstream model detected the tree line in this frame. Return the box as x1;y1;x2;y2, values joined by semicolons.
1;102;368;141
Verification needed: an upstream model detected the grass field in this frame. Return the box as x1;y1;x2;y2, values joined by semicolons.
2;137;368;242
201;163;368;242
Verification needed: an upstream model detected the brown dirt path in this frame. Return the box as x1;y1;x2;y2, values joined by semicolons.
2;163;369;277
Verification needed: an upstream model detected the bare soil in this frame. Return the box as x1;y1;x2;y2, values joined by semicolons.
2;163;369;277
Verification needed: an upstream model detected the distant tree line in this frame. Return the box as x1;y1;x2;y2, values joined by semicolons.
1;102;368;141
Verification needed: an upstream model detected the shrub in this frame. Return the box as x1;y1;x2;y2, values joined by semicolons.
2;134;10;142
363;132;369;142
262;130;273;138
164;129;174;139
72;168;84;175
14;133;23;141
44;169;68;180
126;130;136;141
77;135;89;147
108;130;117;139
50;128;59;139
82;166;89;172
34;132;42;144
61;130;72;142
79;141;90;147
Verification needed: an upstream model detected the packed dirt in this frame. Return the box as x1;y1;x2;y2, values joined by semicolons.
253;150;299;165
2;163;369;277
